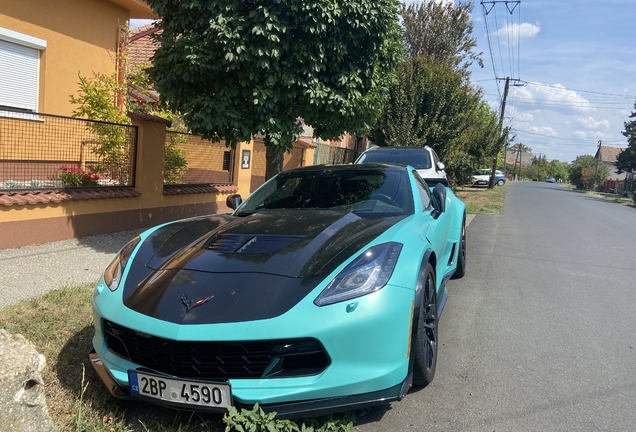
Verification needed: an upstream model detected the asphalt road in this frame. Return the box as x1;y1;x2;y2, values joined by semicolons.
355;182;636;432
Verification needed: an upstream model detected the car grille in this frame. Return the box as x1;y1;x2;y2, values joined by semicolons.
103;320;330;380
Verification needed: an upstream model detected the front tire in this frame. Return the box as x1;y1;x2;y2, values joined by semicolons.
497;179;505;186
451;216;466;279
411;263;438;387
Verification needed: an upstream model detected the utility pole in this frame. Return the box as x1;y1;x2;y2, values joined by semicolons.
537;153;541;179
594;140;602;187
513;143;520;180
489;77;511;188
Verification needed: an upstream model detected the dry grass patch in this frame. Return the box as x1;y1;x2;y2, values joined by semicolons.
0;284;225;432
454;184;507;214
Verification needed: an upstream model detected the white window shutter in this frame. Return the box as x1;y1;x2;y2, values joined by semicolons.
0;39;40;111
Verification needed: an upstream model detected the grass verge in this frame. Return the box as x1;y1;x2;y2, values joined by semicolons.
0;285;356;432
583;190;636;207
454;184;508;214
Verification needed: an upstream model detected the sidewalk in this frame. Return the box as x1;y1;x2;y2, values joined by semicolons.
0;229;143;310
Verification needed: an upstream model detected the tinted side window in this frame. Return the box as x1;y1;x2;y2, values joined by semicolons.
412;170;432;210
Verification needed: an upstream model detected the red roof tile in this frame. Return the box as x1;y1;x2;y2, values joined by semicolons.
0;188;141;207
596;146;626;163
128;24;161;72
163;184;238;195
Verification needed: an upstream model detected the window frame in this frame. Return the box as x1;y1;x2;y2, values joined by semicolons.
0;27;46;115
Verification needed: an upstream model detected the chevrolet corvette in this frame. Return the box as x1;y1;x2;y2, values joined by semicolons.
89;163;466;417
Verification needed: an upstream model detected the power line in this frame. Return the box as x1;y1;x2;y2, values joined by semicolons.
476;80;635;100
511;128;627;146
523;81;636;99
483;93;631;109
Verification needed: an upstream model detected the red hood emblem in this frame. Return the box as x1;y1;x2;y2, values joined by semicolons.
181;293;214;312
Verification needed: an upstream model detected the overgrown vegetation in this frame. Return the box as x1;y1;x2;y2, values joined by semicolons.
568;154;609;190
0;285;358;432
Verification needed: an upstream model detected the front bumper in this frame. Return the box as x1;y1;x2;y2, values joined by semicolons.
89;350;412;418
91;280;415;414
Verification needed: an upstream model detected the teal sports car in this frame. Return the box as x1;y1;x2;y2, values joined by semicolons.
89;163;466;417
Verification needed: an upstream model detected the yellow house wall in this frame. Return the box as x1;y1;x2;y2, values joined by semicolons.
0;0;141;116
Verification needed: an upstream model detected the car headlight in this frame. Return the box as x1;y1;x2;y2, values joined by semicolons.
103;236;141;292
314;242;403;306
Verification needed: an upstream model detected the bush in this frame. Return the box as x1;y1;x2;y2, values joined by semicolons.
59;166;99;187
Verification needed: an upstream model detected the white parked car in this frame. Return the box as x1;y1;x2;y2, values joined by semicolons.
355;146;447;182
471;169;506;187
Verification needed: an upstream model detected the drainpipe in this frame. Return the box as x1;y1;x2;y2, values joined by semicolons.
116;25;126;114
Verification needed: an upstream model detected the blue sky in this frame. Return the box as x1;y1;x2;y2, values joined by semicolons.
132;0;636;163
467;0;636;162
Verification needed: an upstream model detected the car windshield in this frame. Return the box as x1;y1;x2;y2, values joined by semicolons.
357;149;432;170
235;167;414;218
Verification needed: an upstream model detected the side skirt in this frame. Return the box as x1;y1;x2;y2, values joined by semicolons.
437;276;449;319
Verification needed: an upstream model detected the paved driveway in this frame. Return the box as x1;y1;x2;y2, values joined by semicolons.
0;229;142;310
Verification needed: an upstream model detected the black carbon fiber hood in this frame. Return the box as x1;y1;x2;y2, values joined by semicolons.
121;210;404;324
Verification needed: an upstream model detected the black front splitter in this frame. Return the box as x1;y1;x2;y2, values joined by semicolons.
89;350;412;418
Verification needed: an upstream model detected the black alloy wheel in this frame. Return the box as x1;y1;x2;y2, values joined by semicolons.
411;263;438;386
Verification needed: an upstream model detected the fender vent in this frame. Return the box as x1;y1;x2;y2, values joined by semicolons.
207;233;303;253
447;242;457;266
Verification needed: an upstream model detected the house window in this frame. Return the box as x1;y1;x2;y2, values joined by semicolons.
0;27;46;116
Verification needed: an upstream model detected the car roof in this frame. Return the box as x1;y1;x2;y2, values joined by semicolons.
286;163;407;174
363;146;430;152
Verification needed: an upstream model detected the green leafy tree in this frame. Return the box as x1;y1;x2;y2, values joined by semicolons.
568;154;609;190
616;99;636;174
547;160;570;181
401;0;483;72
369;57;498;185
368;0;498;186
147;0;404;180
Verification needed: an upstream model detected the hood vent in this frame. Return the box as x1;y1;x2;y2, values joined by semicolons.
208;233;304;254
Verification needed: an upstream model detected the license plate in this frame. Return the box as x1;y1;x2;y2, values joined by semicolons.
128;370;232;408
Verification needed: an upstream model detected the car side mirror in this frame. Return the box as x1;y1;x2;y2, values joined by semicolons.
436;162;445;171
431;183;446;218
226;194;242;210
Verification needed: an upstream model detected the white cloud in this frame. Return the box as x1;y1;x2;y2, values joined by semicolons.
573;131;607;139
492;22;541;44
513;82;593;114
575;116;610;130
514;111;534;122
528;126;558;137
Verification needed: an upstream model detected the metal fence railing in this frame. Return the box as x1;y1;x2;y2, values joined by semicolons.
313;142;360;165
0;109;137;190
165;131;233;185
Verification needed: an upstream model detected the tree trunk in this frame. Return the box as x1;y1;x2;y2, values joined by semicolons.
265;146;285;181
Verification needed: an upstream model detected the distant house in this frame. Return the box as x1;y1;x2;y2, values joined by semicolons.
595;145;627;181
0;0;155;117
